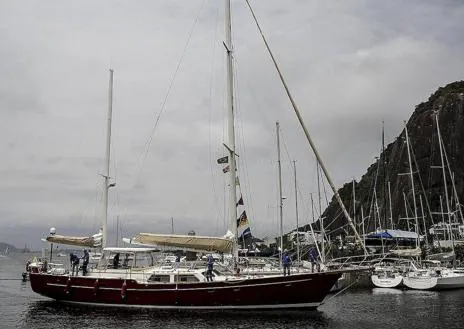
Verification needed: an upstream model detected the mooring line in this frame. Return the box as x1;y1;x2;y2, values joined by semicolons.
0;278;26;281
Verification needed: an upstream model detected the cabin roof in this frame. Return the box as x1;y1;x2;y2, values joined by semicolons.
366;229;419;239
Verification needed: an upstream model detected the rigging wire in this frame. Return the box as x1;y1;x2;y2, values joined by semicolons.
279;127;340;245
230;59;277;237
120;0;207;221
233;57;258;237
410;130;435;228
205;0;224;234
279;129;311;229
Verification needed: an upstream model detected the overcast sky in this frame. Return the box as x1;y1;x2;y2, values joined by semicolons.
1;0;463;250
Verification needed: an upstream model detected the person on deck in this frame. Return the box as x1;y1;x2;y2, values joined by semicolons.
122;254;130;268
206;254;214;282
282;251;291;276
70;253;79;276
309;247;318;273
113;253;120;269
41;259;48;273
174;254;181;269
81;249;89;276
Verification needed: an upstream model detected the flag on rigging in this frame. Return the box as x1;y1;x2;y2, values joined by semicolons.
222;165;230;173
240;227;251;238
237;210;248;227
217;156;228;164
237;210;251;238
236;196;244;206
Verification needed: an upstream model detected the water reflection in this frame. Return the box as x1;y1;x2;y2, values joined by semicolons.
371;288;403;295
22;300;331;329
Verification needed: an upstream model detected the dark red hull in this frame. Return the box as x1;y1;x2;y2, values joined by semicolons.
29;271;342;310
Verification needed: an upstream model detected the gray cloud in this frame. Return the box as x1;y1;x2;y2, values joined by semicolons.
1;0;463;250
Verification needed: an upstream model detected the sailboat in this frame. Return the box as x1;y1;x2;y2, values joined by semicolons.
370;122;421;289
403;112;464;290
0;246;9;259
29;0;351;310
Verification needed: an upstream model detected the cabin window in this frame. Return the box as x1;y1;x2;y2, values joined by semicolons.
148;274;170;283
174;275;199;283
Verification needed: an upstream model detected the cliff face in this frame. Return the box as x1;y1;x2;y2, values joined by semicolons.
322;81;464;237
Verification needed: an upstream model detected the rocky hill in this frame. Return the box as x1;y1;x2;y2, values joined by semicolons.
321;81;464;238
0;242;19;253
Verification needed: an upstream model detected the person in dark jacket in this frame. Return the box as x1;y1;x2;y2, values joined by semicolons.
81;250;89;276
309;247;318;273
113;253;120;269
206;255;214;282
70;253;79;276
282;251;291;276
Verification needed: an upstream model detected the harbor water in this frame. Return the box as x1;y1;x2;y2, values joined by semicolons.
1;254;464;329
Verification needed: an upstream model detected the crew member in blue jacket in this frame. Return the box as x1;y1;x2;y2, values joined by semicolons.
282;251;291;276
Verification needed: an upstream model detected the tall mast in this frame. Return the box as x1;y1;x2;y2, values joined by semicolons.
102;68;114;249
116;215;119;247
317;162;325;263
361;206;366;248
388;181;394;229
419;195;429;251
439;196;447;241
403;192;411;231
382;121;387;230
309;193;323;262
404;122;420;248
435;112;454;254
450;172;464;225
276;122;284;262
224;0;238;256
245;1;366;252
352;178;356;228
374;189;385;254
293;160;300;265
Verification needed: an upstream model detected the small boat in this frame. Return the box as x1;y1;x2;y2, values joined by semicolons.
402;269;437;290
371;268;404;288
370;257;416;289
0;246;9;259
403;267;464;290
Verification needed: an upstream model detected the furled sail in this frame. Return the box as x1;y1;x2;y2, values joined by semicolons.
127;233;233;253
389;247;422;257
45;231;102;248
426;251;455;261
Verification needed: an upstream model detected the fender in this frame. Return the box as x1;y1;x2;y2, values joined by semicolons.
64;277;72;295
121;280;127;302
93;279;99;296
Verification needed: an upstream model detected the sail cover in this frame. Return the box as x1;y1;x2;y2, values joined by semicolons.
389;247;422;257
46;232;102;248
426;251;455;261
127;233;233;253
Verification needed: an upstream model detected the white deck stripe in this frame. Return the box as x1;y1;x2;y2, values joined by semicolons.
61;300;321;310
